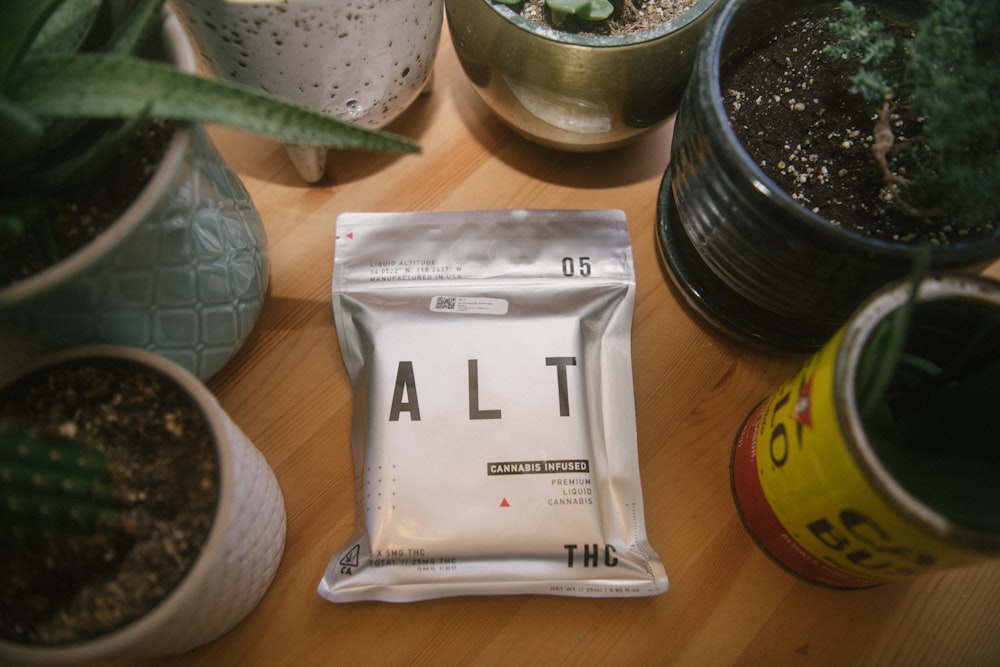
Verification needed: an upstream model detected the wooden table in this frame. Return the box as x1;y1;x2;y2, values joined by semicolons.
116;23;1000;667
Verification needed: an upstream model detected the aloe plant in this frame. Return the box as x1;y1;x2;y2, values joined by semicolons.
0;0;419;241
495;0;615;25
0;424;121;546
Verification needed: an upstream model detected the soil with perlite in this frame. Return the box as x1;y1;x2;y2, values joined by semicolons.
0;358;217;646
516;0;700;36
0;121;174;289
720;14;996;245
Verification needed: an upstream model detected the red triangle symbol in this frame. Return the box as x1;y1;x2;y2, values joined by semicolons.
499;498;510;507
346;232;354;239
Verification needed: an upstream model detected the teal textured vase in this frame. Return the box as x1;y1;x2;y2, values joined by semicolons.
0;15;268;381
0;123;268;380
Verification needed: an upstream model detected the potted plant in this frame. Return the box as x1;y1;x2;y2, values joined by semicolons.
0;0;419;380
445;0;720;151
0;345;286;662
169;0;444;182
730;269;1000;588
657;0;1000;351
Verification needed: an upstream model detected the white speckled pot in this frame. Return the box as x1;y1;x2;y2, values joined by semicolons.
0;346;286;664
170;0;444;181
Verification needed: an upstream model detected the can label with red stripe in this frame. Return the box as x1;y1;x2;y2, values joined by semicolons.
731;319;998;588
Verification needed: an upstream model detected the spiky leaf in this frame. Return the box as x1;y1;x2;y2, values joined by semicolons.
28;0;102;57
0;0;64;86
0;95;44;163
6;54;420;160
104;0;165;57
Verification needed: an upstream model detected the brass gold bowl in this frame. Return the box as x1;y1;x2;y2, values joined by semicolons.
446;0;718;151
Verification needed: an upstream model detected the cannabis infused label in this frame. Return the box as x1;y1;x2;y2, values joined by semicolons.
319;210;668;602
731;328;995;588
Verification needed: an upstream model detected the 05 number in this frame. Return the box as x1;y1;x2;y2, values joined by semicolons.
562;256;592;277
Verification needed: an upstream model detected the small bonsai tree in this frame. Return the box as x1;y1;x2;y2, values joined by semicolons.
0;0;419;252
824;0;1000;226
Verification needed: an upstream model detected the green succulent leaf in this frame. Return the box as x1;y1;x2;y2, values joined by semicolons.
105;0;165;57
28;112;154;190
0;95;44;164
28;0;102;57
858;245;931;420
0;196;56;261
0;0;64;86
16;0;109;168
547;0;615;23
7;54;420;155
1;0;421;245
0;208;30;240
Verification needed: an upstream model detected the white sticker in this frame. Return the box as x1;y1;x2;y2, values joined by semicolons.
430;296;509;315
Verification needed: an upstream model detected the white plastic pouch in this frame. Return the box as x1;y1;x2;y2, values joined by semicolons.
318;209;668;602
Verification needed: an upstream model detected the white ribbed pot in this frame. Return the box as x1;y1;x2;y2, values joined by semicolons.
170;0;444;182
0;346;286;664
0;13;270;382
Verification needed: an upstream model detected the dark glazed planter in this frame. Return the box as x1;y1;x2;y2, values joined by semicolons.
657;0;1000;351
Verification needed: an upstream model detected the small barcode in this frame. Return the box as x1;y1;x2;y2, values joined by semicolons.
434;296;457;310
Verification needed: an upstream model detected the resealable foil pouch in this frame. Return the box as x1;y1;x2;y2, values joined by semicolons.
318;209;668;603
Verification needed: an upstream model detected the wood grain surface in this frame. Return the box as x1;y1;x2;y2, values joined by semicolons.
100;21;1000;667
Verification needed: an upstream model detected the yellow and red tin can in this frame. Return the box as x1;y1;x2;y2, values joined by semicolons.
731;275;1000;588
